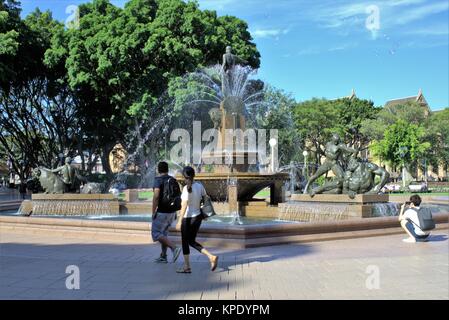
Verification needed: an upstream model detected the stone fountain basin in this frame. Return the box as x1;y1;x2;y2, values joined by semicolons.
1;213;447;248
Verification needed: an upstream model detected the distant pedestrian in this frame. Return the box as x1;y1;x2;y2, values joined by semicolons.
151;161;181;264
175;166;218;273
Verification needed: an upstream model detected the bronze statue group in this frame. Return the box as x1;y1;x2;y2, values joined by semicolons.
303;133;390;198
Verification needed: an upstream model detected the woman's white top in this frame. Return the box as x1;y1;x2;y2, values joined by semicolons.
181;182;206;218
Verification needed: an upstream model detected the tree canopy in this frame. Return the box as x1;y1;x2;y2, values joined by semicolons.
43;0;260;176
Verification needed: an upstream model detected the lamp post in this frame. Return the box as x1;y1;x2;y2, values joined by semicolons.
269;138;277;173
424;158;428;183
399;146;408;189
302;150;308;182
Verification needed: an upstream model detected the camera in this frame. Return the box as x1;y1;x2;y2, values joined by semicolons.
405;201;411;205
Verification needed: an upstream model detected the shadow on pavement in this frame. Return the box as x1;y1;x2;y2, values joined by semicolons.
216;243;315;273
0;240;316;299
428;234;448;242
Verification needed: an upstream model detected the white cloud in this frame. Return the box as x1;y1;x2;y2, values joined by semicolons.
404;23;449;36
393;1;449;25
252;28;289;39
388;0;427;7
308;0;448;32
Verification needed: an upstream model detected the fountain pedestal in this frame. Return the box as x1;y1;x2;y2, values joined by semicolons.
281;193;394;220
186;172;289;215
291;194;389;204
191;95;289;214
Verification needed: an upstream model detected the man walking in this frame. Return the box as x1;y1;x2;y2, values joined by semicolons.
151;161;181;263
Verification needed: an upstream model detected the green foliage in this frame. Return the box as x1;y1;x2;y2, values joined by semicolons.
43;0;260;175
314;175;326;187
258;86;300;165
0;0;21;84
293;98;341;164
371;119;430;168
334;98;380;147
361;101;427;141
293;97;379;163
425;108;449;168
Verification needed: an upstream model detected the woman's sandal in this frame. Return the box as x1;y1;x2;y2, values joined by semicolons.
210;256;219;271
176;267;192;274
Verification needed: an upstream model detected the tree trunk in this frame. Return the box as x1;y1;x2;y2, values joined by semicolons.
100;144;114;178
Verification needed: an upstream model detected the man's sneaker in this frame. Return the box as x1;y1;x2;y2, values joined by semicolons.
172;247;181;263
402;237;416;243
154;255;168;263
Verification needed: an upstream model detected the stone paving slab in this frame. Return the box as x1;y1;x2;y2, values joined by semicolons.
0;229;448;300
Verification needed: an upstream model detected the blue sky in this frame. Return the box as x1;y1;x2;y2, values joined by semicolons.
20;0;449;109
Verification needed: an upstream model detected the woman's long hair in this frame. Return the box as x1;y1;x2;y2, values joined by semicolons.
182;166;195;193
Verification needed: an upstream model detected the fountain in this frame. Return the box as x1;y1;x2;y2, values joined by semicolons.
18;159;119;216
175;47;289;218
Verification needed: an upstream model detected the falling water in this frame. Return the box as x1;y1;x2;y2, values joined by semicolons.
278;202;350;222
184;64;261;106
27;200;117;216
372;202;401;217
17;202;30;216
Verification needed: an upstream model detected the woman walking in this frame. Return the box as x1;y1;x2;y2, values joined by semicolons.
176;166;218;273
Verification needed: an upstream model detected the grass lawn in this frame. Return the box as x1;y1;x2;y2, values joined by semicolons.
117;189;448;201
254;188;270;198
118;191;154;201
138;191;153;199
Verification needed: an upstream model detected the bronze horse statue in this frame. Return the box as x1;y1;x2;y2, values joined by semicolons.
32;167;66;194
32;167;105;194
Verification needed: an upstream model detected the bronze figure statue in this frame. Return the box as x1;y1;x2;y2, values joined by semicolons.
32;167;66;194
303;133;358;194
208;107;223;130
51;157;76;192
308;156;390;198
31;157;106;194
342;157;390;199
221;46;248;97
304;133;390;198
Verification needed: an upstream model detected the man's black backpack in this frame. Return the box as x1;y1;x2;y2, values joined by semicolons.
410;207;436;231
160;177;181;212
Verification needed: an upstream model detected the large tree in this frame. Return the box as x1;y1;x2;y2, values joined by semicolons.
361;101;427;141
0;7;83;181
0;0;20;84
293;98;341;167
45;0;260;179
257;86;300;166
370;119;430;173
334;97;380;149
425;108;449;177
293;97;380;168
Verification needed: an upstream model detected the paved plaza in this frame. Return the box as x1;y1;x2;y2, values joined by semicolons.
0;228;447;300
